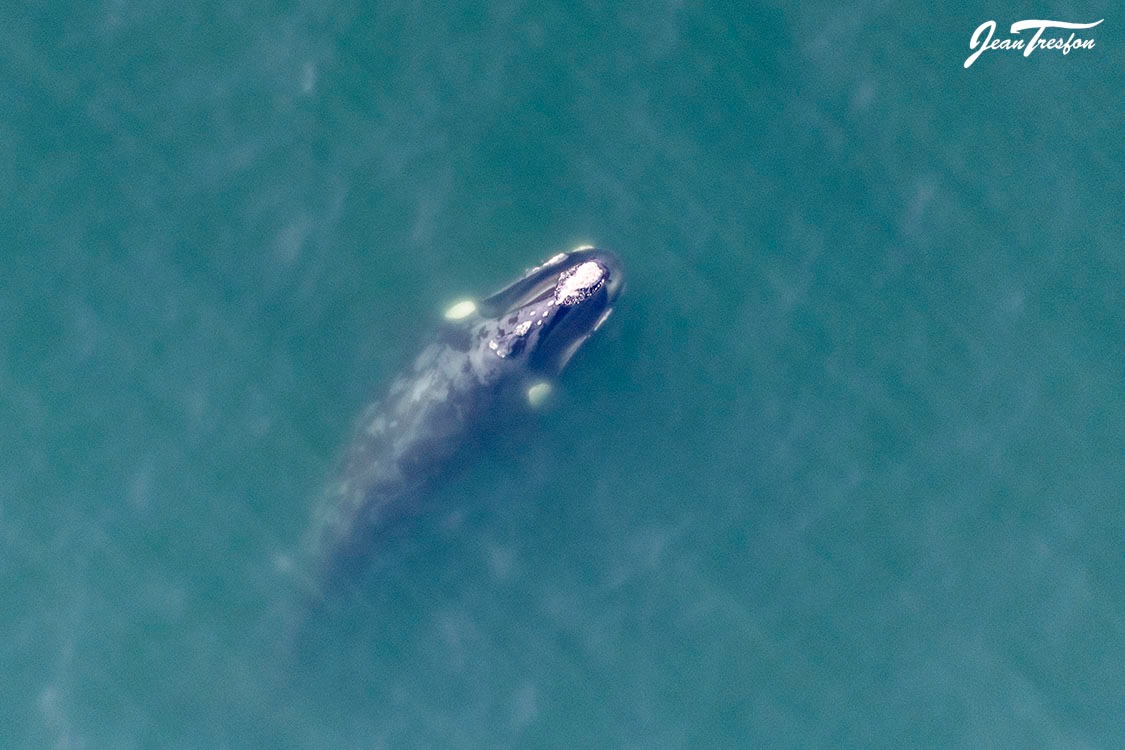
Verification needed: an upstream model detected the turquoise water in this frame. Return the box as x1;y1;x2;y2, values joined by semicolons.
3;1;1123;747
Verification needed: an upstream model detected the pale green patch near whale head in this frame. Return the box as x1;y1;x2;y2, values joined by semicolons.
526;381;552;408
443;299;477;320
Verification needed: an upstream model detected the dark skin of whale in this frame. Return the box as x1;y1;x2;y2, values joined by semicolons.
300;247;624;600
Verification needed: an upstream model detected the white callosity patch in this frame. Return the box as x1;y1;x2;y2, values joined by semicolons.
488;307;538;359
554;261;605;306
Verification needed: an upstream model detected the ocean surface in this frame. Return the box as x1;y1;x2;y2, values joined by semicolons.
2;1;1122;747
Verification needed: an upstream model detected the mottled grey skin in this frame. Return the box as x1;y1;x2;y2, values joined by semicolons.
304;247;624;597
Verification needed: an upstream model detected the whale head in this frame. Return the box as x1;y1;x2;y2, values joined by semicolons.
473;246;624;378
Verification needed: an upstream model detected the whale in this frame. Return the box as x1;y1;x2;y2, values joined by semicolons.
301;246;624;598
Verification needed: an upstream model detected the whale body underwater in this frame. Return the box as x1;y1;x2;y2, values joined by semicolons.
301;246;624;597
